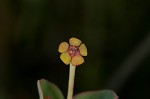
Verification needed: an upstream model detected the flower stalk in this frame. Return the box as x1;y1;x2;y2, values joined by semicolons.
58;37;88;99
67;63;76;99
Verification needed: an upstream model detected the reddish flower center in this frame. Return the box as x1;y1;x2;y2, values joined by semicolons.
68;45;80;58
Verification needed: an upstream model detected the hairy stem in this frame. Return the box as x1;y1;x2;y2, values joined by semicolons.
67;63;76;99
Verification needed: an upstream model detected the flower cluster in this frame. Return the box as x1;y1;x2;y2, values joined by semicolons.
58;37;87;66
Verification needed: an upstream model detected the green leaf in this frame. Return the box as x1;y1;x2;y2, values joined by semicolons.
74;90;118;99
37;79;64;99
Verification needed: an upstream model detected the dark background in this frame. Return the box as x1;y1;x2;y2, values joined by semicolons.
0;0;150;99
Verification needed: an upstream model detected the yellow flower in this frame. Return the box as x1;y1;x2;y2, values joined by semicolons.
58;37;87;66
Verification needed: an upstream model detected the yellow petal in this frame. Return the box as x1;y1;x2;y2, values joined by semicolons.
69;37;82;46
60;53;71;65
79;43;87;56
71;55;84;66
58;42;69;53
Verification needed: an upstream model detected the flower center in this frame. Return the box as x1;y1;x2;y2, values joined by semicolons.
68;45;80;58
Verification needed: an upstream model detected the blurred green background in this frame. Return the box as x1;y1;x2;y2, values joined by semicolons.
0;0;150;99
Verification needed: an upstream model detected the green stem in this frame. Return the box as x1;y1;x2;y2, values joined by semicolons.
37;80;44;99
67;63;76;99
